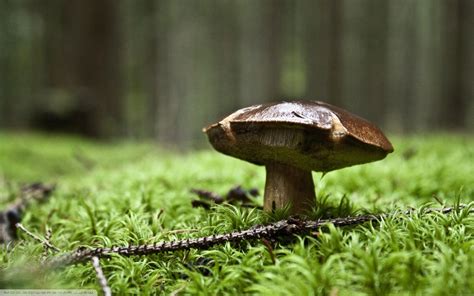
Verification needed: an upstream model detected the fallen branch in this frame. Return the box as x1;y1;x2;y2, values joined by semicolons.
46;205;470;268
16;221;110;293
190;185;260;209
15;223;60;252
0;183;55;243
91;256;112;296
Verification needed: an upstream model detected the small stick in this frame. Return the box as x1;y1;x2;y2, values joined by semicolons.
432;194;444;206
15;223;60;252
44;228;52;244
156;209;164;220
41;227;54;259
190;189;224;203
191;200;211;209
0;183;56;244
46;205;472;268
91;256;112;296
261;238;276;264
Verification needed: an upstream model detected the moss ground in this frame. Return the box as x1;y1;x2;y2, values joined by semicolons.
0;132;473;295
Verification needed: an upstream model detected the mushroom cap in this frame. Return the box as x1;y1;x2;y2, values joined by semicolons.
204;100;394;172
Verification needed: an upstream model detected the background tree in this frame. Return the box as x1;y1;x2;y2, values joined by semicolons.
0;0;472;145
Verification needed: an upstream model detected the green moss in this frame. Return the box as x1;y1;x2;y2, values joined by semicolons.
0;132;473;295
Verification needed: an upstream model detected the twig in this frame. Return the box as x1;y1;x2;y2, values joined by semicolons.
41;228;53;258
191;199;211;209
156;209;164;221
45;228;52;244
261;238;276;264
45;205;471;268
91;256;112;296
432;194;444;206
0;183;56;243
15;223;60;252
21;183;56;201
227;185;257;204
190;188;224;204
190;186;260;209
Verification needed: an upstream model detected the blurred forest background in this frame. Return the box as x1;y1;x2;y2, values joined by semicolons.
0;0;473;147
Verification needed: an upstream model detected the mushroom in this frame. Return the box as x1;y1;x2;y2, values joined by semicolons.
203;100;393;215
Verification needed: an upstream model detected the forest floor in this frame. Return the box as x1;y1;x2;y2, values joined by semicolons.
0;132;473;295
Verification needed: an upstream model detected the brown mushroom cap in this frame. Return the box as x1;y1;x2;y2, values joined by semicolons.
204;100;393;173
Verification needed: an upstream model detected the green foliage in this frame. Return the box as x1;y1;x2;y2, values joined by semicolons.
0;133;473;295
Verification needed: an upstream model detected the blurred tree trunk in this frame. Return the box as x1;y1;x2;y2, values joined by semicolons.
0;0;12;127
280;0;305;98
238;0;284;107
121;0;158;138
0;0;43;129
385;0;417;132
265;1;285;100
339;0;371;116
207;1;242;146
459;0;474;130
155;0;221;146
412;0;443;131
302;0;343;106
155;0;181;145
440;0;474;130
365;0;388;126
154;0;171;143
42;0;122;137
2;0;474;141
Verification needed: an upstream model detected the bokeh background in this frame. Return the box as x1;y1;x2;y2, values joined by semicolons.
1;0;473;147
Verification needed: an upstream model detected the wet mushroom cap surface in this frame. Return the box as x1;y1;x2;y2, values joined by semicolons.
204;100;394;172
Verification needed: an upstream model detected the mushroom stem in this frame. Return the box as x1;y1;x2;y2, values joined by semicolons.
263;163;316;215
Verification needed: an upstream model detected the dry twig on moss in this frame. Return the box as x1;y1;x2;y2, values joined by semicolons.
91;256;112;296
0;183;55;243
46;205;470;269
15;223;60;252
